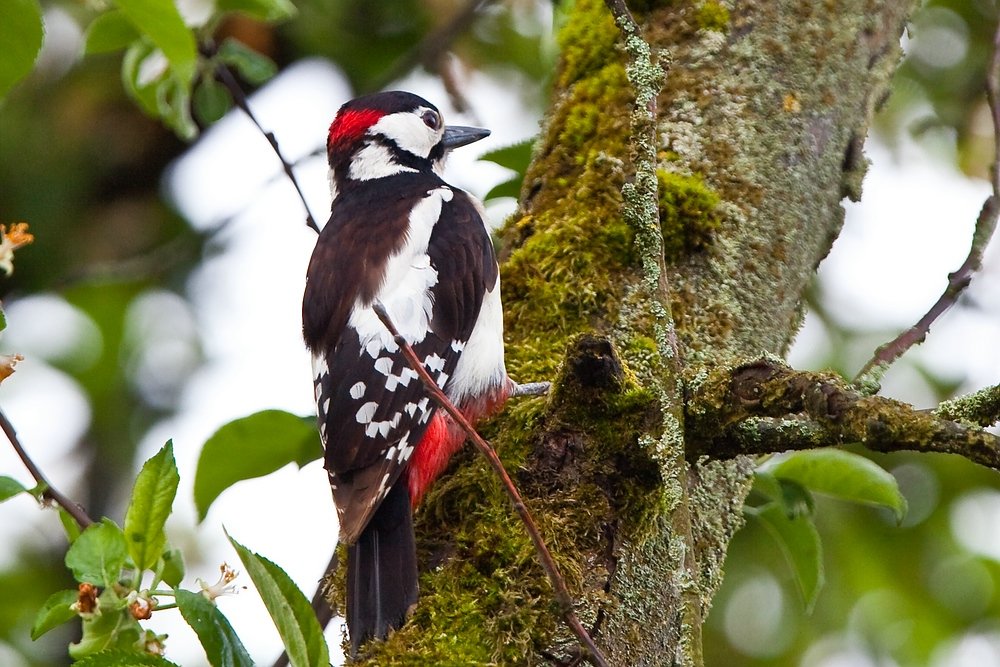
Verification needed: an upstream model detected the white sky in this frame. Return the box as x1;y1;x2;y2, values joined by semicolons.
2;45;1000;667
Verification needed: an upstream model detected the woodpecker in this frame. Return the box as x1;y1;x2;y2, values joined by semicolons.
302;91;511;652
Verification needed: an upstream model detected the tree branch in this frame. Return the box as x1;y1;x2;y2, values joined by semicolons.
690;359;1000;469
854;20;1000;387
372;303;610;667
0;407;94;529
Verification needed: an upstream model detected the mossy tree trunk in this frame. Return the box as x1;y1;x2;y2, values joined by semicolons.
353;0;918;664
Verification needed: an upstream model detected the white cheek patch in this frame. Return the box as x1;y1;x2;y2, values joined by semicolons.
370;110;441;158
348;143;418;180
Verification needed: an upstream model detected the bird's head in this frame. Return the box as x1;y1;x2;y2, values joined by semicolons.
326;91;489;189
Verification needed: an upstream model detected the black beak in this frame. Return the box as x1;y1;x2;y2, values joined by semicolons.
442;125;490;149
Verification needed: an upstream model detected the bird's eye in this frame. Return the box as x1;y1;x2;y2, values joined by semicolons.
421;110;441;130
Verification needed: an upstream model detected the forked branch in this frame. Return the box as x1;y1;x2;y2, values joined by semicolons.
0;407;94;529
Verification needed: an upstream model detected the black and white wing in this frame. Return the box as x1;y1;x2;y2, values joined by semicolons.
303;175;497;543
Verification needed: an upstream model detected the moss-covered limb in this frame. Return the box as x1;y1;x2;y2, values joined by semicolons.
935;383;1000;428
686;359;1000;469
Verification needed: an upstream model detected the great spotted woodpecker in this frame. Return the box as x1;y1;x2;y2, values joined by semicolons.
302;91;512;652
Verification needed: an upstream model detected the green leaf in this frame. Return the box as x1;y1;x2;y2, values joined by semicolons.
479;140;533;202
751;470;814;518
160;547;185;588
483;178;522;202
31;589;79;640
479;139;534;170
194;410;320;521
122;39;161;117
75;650;180;666
124;441;180;571
110;0;197;84
752;502;825;612
84;10;140;54
122;40;197;140
59;507;84;543
216;38;277;85
0;307;7;332
70;592;142;660
175;589;253;667
768;449;908;521
193;77;232;125
0;0;44;99
228;534;330;667
65;519;128;588
216;0;296;22
155;75;197;140
0;475;27;503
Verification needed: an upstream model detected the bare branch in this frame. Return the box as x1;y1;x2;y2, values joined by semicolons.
372;303;610;667
854;22;1000;386
0;407;94;529
511;381;550;397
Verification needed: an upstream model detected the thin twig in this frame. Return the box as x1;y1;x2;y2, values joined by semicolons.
0;407;93;529
211;59;321;235
372;303;610;667
854;22;1000;387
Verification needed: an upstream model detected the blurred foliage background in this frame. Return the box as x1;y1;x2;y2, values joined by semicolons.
1;0;999;665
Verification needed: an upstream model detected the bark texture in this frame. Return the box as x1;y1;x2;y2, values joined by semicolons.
349;1;919;664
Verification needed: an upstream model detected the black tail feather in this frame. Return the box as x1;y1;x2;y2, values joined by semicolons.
346;481;418;654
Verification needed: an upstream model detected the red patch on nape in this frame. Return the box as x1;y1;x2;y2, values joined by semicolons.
327;108;385;153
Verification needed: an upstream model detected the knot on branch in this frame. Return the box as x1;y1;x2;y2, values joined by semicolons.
551;335;627;408
727;359;851;419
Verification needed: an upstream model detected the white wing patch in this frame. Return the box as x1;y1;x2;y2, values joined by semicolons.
355;401;378;424
348;188;453;362
425;353;446;373
349;382;366;399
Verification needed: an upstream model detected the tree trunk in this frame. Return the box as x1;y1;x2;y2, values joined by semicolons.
350;1;918;664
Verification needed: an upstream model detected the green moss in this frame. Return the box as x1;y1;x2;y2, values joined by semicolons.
697;0;730;32
501;186;634;382
555;0;620;89
501;0;637;384
656;169;723;263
